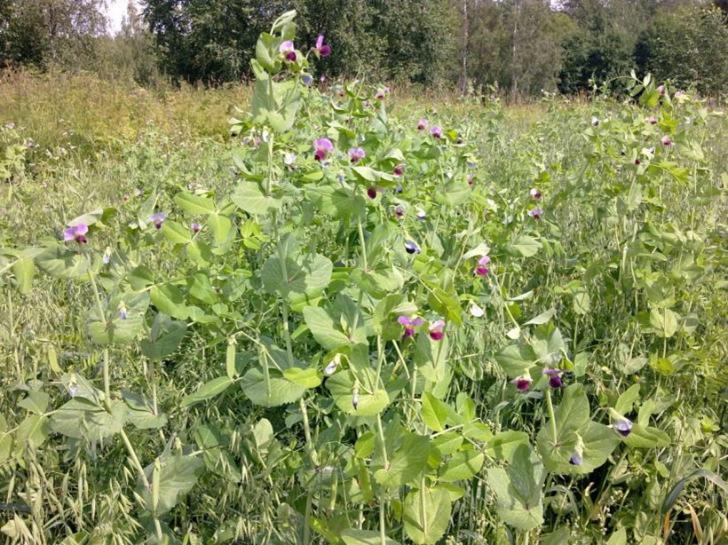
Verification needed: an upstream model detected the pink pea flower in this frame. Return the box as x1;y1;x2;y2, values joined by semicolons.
661;135;672;147
279;40;296;62
314;138;333;161
393;164;404;177
430;126;443;139
367;187;378;199
315;35;331;57
417;118;428;131
191;222;202;234
429;319;445;341
150;212;166;230
397;315;424;339
530;188;542;200
474;255;490;277
512;375;532;392
348;147;366;163
647;115;658;125
528;208;543;220
657;84;665;96
63;223;88;244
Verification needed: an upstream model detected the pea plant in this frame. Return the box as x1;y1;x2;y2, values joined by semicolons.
1;11;726;545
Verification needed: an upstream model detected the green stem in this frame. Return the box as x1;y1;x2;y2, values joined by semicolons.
376;415;389;545
357;217;368;271
545;388;558;445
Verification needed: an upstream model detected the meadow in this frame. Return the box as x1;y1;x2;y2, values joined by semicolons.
1;14;727;545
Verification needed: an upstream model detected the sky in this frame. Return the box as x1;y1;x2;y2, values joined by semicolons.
105;0;138;35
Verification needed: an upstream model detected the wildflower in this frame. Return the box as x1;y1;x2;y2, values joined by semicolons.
469;302;485;318
467;174;475;187
301;74;314;86
404;240;420;254
398;315;424;339
68;385;79;398
191;222;202;234
314;34;331;57
634;158;641;165
393;164;404;177
474;255;490;277
284;152;297;166
530;188;542;200
417;118;428;131
661;135;672;147
367;187;378;199
528;208;544;220
150;212;167;230
279;40;297;62
416;208;426;221
314;138;333;161
63;223;88;244
543;368;563;388
512;375;532;392
613;418;633;438
395;184;403;194
569;452;583;466
324;359;338;376
591;116;599;127
429;319;445;341
348;147;366;163
430;126;443;139
375;87;390;100
118;302;128;321
394;204;405;220
647;115;658;125
657;84;665;96
103;247;112;264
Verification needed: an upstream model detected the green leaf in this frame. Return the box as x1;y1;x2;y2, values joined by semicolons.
208;213;233;247
161;220;192;245
327;367;390;417
151;284;188;320
422;392;449;432
375;433;431;488
623;424;670;448
403;486;452;544
439;450;484;482
494;343;536;377
231;182;282;215
282;367;321;388
485;431;530;461
12;256;34;294
241;368;306;407
509;235;542;257
487;444;544;530
50;399;127;441
615;384;640;415
427;286;462;326
141;454;203;516
122;391;167;430
262;251;332;298
140;313;187;360
606;528;627;545
35;244;93;278
18;390;49;415
649;307;679;338
86;291;150;346
303;298;367;351
180;376;234;408
174;192;215;215
661;469;728;514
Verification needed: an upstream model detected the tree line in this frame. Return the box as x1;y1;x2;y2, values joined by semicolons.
2;0;728;97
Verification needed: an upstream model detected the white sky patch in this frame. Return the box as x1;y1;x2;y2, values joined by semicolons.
105;0;138;35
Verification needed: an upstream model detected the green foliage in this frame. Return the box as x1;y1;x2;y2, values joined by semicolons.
1;14;728;545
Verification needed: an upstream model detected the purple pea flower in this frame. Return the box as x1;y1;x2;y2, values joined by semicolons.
348;147;366;163
118;305;128;320
324;359;338;376
394;204;405;220
430;126;443;139
367;187;378;199
279;40;296;62
661;135;672;147
301;74;314;86
315;34;332;57
569;452;583;466
591;116;599;127
416;208;426;221
314;138;333;162
512;375;533;392
543;368;563;388
150;212;166;230
398;315;424;339
63;223;88;244
528;207;544;220
530;188;542;200
429;319;445;341
393;164;404;177
191;222;202;234
417;118;428;131
613;418;633;438
404;240;420;254
474;255;490;277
